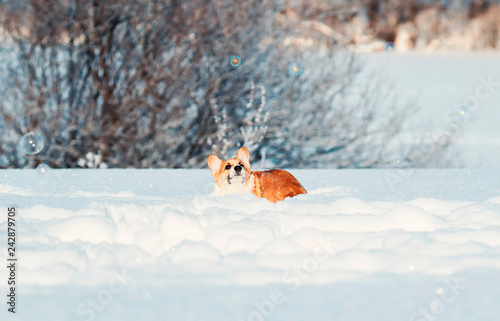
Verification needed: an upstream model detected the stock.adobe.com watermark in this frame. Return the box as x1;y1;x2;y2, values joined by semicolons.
409;277;467;321
385;73;499;191
76;268;134;321
236;235;338;321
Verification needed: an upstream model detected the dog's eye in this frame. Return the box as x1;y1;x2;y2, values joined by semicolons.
225;164;231;170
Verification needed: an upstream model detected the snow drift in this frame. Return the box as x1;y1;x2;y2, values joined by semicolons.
0;168;499;321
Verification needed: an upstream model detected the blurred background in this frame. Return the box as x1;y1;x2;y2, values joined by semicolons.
0;0;499;169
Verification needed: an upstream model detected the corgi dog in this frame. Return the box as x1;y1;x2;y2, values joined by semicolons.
207;147;307;203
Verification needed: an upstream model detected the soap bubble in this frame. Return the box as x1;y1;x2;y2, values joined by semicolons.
384;42;396;51
36;163;51;176
288;62;303;77
20;132;44;155
457;105;470;119
230;55;241;67
392;156;405;168
430;300;442;311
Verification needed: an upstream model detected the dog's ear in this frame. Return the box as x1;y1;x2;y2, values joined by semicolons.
208;155;223;176
236;147;251;170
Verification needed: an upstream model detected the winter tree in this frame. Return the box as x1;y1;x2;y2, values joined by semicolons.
0;0;465;169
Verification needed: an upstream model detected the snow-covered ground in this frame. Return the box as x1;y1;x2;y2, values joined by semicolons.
361;51;500;168
1;168;500;320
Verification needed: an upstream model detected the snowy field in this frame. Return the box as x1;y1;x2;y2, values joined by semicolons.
1;168;500;320
361;52;500;167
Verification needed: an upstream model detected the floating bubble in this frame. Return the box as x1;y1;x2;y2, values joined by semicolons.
20;132;44;155
36;163;51;176
136;257;143;264
384;42;396;52
457;105;470;119
230;55;241;67
392;156;405;168
435;287;444;295
430;300;442;311
288;62;303;77
408;264;415;270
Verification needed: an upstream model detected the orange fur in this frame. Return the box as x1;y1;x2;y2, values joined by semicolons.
207;147;307;203
251;169;307;203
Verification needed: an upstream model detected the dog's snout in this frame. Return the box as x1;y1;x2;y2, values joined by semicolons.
234;165;242;172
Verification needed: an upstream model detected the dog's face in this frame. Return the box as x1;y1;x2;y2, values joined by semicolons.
208;147;252;192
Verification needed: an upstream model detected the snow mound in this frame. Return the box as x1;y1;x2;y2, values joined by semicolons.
0;168;499;320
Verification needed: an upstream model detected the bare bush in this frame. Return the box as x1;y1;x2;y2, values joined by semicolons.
0;0;459;169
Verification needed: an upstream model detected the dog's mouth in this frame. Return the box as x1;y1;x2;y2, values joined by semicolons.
228;173;245;185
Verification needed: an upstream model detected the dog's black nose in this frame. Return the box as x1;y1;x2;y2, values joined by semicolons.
234;165;242;172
